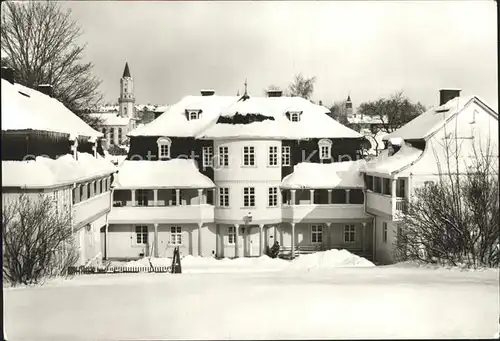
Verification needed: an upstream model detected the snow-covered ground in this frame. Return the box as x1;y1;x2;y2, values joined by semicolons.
4;251;499;340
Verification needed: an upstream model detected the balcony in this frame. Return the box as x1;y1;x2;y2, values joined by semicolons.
366;191;407;219
282;204;370;223
73;192;112;228
108;204;215;224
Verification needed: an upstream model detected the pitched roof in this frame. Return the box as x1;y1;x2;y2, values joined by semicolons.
1;79;102;138
113;159;215;189
88;113;131;126
122;62;131;78
129;94;362;140
384;96;496;141
360;142;423;175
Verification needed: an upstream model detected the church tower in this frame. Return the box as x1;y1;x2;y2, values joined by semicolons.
346;94;353;117
118;62;135;118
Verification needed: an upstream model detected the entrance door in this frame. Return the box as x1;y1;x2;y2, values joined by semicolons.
249;227;260;257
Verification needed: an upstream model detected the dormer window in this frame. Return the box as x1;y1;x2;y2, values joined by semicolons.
157;137;172;159
186;109;202;121
318;139;332;160
289;111;301;122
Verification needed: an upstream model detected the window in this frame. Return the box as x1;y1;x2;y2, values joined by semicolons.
268;146;278;166
374;177;381;193
344;224;356;243
157;137;172;159
110;128;114;144
268;187;278;207
243;146;255;166
382;222;388;243
94;181;98;196
397;178;406;197
218;187;229;207
318;139;332;160
137;189;149;207
202;146;213;168
118;128;122;142
170;226;182;245
365;175;374;191
72;187;77;205
282;146;291;166
102;128;107;135
187;110;199;121
289;111;301;122
228;226;235;244
311;224;323;244
243;187;255;207
383;178;391;195
218;146;229;167
136;226;148;244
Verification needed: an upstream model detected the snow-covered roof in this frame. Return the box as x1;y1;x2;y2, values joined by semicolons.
98;105;119;112
88;113;131;126
384;96;484;141
347;115;385;125
200;96;361;139
129;95;362;140
128;95;237;137
281;160;366;189
1;79;102;138
360;142;423;175
153;105;169;113
113;159;215;189
2;152;117;188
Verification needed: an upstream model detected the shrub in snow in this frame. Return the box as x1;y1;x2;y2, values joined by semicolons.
2;194;79;286
267;241;280;259
107;144;128;156
395;142;499;268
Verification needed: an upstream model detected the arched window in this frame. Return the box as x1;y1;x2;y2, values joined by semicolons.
318;139;332;160
157;137;172;159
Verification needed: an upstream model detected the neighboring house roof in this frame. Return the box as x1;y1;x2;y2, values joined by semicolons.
347;115;385;125
281;160;366;189
360;142;423;176
88;113;131;126
2;152;117;188
1;79;102;139
98;105;120;112
130;95;362;140
112;159;215;189
384;96;496;141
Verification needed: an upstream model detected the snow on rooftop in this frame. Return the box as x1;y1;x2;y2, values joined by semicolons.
2;152;117;188
281;160;366;189
88;113;131;126
384;96;478;141
347;115;385;125
113;159;215;189
199;96;362;139
128;95;237;137
361;142;423;175
389;137;403;146
1;79;102;138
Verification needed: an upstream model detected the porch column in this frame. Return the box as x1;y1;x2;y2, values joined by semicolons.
154;223;159;257
215;224;221;258
328;189;332;204
325;222;332;249
131;189;136;207
105;221;109;259
309;189;315;205
153;189;158;206
259;224;264;256
362;222;366;258
391;179;397;198
175;189;181;206
234;224;240;258
330;223;335;249
274;225;278;245
198;223;203;256
291;223;296;258
198;189;203;205
345;189;350;204
291;189;296;205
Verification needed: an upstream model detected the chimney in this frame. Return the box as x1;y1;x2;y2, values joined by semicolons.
1;67;14;84
266;89;283;98
200;89;215;96
439;88;461;106
37;84;54;97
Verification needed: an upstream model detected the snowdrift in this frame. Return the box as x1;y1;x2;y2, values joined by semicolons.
288;249;375;270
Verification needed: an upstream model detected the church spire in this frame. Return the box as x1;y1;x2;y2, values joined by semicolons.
239;78;250;101
122;62;131;78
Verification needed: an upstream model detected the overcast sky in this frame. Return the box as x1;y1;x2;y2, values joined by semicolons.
62;1;497;110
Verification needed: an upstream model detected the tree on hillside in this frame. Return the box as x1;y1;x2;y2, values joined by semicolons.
286;73;316;100
357;91;426;133
3;194;79;286
1;2;103;128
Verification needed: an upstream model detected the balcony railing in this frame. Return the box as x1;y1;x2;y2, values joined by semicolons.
282;204;369;222
366;191;407;218
108;204;215;224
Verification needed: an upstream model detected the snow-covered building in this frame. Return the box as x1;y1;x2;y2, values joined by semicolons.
106;86;371;260
361;89;498;264
1;67;118;266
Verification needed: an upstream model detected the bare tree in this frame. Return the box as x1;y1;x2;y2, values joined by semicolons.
329;100;349;125
2;194;79;286
357;91;426;133
394;129;499;268
1;1;103;128
286;73;316;100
